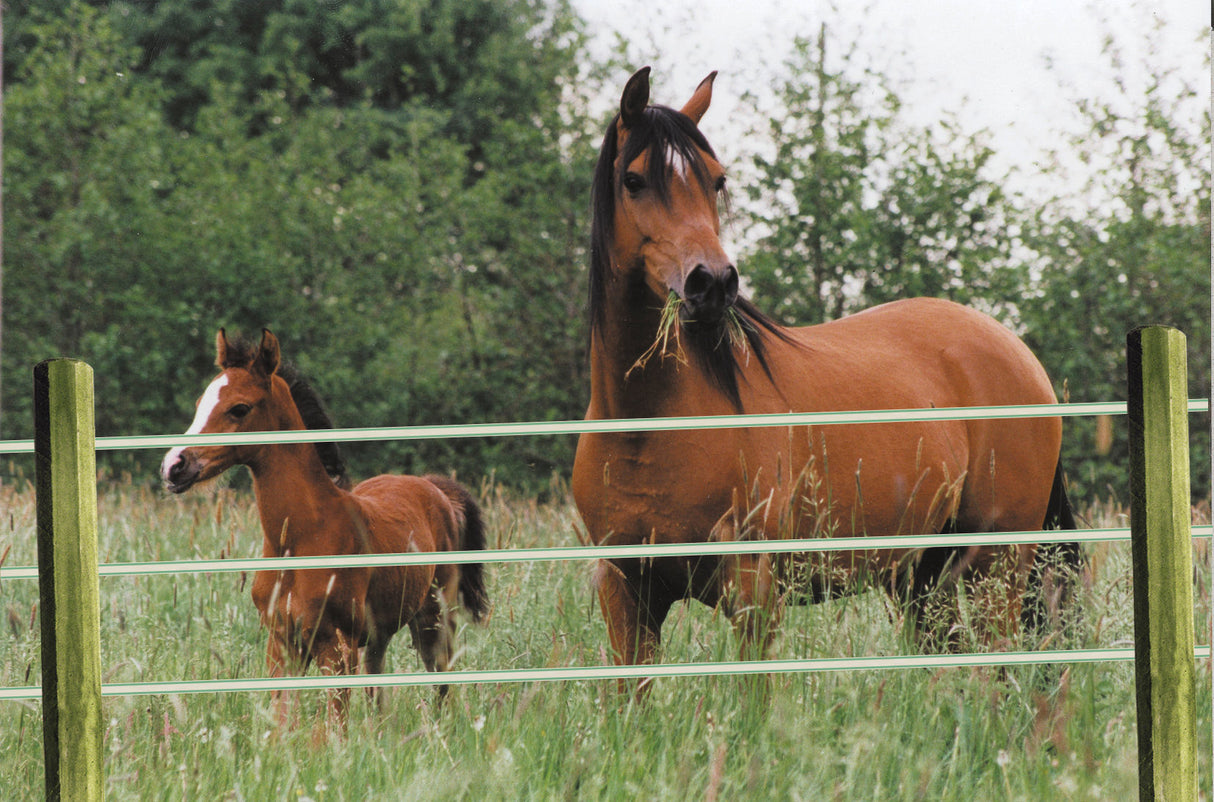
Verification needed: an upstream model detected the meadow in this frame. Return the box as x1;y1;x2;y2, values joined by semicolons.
1;473;1210;800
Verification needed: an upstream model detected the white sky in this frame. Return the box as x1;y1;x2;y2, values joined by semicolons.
574;0;1209;203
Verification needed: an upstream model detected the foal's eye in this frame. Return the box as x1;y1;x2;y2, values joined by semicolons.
622;172;647;195
714;176;727;193
228;403;252;419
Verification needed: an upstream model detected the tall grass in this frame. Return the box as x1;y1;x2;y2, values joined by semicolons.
0;476;1209;800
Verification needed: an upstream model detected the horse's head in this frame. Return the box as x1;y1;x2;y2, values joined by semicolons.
590;68;782;409
592;67;736;326
160;328;298;493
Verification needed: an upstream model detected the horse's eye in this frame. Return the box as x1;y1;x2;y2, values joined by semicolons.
622;172;647;195
714;176;726;193
228;403;252;419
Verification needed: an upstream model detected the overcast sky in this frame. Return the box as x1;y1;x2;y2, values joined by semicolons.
574;0;1209;202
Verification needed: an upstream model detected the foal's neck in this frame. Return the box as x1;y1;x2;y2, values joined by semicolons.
249;443;351;557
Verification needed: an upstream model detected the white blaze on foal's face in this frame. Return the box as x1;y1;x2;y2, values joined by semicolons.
160;374;229;479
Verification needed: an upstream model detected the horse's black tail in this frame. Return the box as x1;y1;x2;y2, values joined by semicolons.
1021;459;1085;635
426;475;490;623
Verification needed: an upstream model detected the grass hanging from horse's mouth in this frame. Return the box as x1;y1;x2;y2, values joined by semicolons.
626;291;686;379
626;291;751;380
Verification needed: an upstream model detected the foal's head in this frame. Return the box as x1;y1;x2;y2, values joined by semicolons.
160;329;344;493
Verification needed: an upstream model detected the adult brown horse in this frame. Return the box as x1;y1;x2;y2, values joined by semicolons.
161;329;490;724
571;68;1078;685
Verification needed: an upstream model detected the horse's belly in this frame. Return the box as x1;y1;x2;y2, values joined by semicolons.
574;422;979;605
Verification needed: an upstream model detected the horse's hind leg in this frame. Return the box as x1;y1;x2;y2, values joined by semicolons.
965;543;1035;649
896;546;964;649
899;544;1032;651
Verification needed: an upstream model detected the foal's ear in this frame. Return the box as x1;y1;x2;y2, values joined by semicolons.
619;66;651;129
214;328;231;369
253;329;281;378
679;71;716;126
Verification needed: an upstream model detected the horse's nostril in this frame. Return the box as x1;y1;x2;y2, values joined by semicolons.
683;265;709;302
722;265;739;306
683;264;737;319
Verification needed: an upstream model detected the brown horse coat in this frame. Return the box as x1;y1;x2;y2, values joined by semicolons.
572;68;1068;675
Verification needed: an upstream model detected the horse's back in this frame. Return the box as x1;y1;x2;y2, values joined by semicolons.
785;298;1055;409
788;298;1060;533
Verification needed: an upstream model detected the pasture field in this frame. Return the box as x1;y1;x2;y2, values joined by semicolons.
0;475;1210;800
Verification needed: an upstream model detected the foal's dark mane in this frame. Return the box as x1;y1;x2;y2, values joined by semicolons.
219;335;350;489
279;364;351;489
588;103;787;411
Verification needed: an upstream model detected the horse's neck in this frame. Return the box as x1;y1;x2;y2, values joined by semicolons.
590;295;727;420
249;443;351;557
591;282;666;418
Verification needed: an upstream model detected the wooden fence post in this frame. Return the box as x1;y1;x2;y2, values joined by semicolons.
1127;326;1196;801
35;359;103;802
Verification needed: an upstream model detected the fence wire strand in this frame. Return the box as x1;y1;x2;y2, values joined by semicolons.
3;398;1209;699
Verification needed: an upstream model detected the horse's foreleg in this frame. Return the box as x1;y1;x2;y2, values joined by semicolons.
711;506;781;661
594;559;670;698
715;549;782;676
263;632;296;729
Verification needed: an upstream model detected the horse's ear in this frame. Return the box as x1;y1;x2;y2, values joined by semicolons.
619;66;651;129
253;329;281;378
214;328;230;369
680;71;717;125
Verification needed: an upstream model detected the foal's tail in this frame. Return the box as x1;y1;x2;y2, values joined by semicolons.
426;475;491;622
1021;459;1085;635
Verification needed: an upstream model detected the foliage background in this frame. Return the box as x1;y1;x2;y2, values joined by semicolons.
1;0;1208;502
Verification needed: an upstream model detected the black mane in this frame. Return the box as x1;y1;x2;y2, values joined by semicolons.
588;104;787;411
278;363;351;489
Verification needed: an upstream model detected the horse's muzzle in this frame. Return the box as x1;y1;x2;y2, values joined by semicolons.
682;263;738;322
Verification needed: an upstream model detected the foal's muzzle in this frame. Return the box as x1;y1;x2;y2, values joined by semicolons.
682;263;739;322
161;452;201;494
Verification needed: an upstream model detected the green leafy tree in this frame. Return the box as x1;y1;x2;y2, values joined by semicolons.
3;2;183;444
4;0;600;492
741;28;1021;326
1018;23;1210;502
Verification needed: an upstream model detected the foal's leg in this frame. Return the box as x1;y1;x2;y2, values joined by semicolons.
310;627;358;730
361;633;390;711
409;586;456;702
594;559;672;698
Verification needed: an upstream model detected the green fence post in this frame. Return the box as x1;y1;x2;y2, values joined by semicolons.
35;359;103;802
1127;326;1196;801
